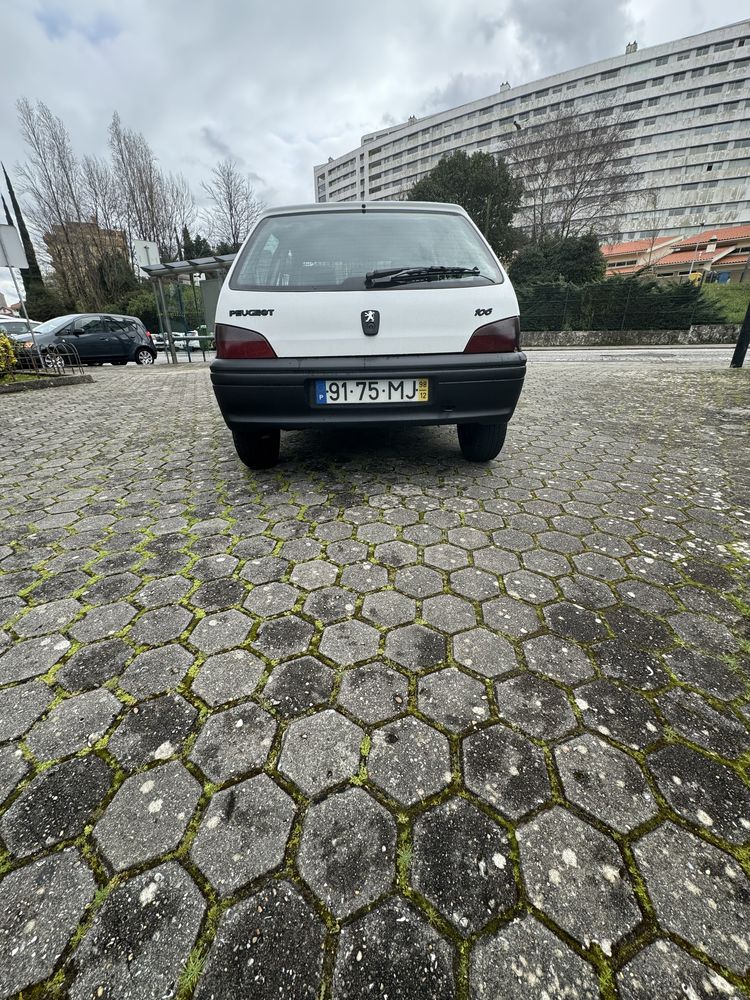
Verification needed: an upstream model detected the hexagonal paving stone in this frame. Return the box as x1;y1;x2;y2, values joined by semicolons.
263;656;334;716
504;570;559;604
452;628;518;679
337;662;407;723
244;582;300;617
518;807;640;951
191;553;239;581
278;709;363;796
496;674;576;741
69;601;137;642
576;680;663;751
13;598;82;638
340;562;389;593
471;916;600;1000
69;862;205;1000
290;559;339;590
657;689;750;759
188;608;253;655
668;612;740;654
82;572;140;605
195;881;325;1000
319;620;380;665
633;823;750;975
191;648;264;706
254;614;315;660
190;702;276;782
522;634;594;684
593;640;668;690
369;716;451;806
107;694;198;769
0;744;28;804
134;574;192;608
191;774;295;897
0;850;95;998
424;543;469;571
373;540;417;568
648;744;750;844
0;633;71;685
332;896;455;1000
94;761;201;871
422;594;476;633
362;591;416;628
1;755;113;858
304;586;357;624
25;688;122;760
663;649;745;702
190;577;246;612
413;797;516;936
605;606;672;650
617;939;737;1000
482;596;540;638
298;787;396;918
120;643;194;697
55;637;131;691
328;539;368;565
543;602;609;644
395;565;444;598
555;733;657;833
385;624;446;672
418;667;489;733
559;574;616;610
449;568;500;602
0;678;53;742
463;725;550;819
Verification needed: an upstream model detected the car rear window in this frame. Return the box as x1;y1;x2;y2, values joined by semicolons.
230;209;503;291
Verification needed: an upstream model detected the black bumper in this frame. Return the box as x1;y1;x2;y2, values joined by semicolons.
210;352;526;430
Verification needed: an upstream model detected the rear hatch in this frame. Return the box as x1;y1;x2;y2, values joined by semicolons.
217;205;519;359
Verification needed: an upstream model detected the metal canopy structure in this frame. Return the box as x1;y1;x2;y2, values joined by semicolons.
141;254;236;363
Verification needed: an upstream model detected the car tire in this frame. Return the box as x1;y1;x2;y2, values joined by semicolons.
232;429;281;469
457;422;507;462
135;348;155;365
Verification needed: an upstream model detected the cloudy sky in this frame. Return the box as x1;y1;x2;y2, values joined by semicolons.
2;0;747;305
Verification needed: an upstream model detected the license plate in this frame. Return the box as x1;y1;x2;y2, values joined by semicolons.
315;378;429;405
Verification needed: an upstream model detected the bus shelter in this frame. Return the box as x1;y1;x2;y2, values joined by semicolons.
142;254;235;363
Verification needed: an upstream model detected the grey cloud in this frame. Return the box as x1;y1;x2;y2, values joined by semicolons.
421;72;509;115
200;126;237;162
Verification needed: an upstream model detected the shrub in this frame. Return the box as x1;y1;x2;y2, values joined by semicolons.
0;332;17;378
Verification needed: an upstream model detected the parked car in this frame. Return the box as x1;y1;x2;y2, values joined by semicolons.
0;318;41;337
210;201;526;468
11;313;157;367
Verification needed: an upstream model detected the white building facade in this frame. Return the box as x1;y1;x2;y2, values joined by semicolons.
313;20;750;242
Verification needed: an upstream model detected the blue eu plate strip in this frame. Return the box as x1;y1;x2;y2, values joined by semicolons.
315;380;327;404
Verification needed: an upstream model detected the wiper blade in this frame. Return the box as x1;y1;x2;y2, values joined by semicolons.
365;265;481;286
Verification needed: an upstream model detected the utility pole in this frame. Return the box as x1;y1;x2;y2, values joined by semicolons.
729;299;750;368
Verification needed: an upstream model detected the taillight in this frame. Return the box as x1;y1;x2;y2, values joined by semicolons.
215;323;277;359
464;316;520;353
145;330;153;341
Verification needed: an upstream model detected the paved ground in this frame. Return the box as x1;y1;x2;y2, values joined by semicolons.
0;360;749;1000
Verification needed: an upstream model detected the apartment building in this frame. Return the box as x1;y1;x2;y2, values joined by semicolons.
313;20;750;242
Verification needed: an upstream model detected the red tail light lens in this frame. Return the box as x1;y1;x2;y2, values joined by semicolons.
145;330;153;341
215;323;277;359
464;316;520;353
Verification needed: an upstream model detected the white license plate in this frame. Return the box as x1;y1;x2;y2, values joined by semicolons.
315;378;429;405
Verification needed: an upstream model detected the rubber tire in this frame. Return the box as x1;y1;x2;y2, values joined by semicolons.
457;422;507;462
232;429;281;470
134;348;155;365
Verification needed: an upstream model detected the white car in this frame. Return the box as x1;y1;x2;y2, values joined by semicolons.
211;201;526;469
0;317;40;337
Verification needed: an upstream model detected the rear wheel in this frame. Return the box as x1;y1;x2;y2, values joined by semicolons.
134;348;154;365
457;422;507;462
232;429;281;470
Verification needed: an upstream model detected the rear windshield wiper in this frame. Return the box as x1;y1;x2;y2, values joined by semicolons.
365;265;487;286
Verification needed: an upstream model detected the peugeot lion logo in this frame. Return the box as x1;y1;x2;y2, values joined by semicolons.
361;309;380;336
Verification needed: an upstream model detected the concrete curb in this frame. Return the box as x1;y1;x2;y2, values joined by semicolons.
0;374;94;395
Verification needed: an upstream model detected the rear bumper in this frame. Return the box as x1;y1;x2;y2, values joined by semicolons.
210;352;526;430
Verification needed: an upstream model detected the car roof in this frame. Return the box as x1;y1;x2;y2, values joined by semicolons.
255;201;468;222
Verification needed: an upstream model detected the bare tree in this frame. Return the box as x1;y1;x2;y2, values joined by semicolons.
201;158;263;253
505;104;632;242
